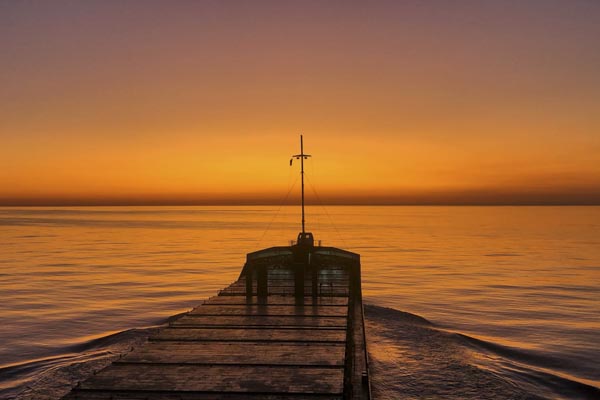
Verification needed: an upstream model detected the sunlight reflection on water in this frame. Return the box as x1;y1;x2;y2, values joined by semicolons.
0;206;599;399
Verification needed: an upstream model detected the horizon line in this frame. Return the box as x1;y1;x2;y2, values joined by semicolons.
3;191;600;207
1;201;599;207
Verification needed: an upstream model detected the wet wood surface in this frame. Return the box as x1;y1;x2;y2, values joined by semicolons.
62;263;363;400
201;295;348;306
78;364;344;393
152;327;347;343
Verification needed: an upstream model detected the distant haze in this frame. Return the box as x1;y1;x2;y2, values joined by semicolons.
1;1;599;205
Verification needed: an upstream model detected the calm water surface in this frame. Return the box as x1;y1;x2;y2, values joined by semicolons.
0;206;599;399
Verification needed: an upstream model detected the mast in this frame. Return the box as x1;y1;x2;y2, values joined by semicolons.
300;136;306;234
290;135;311;234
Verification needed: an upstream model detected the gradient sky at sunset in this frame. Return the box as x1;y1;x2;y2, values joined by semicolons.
1;1;599;205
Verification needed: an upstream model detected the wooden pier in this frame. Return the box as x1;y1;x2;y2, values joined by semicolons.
63;245;371;400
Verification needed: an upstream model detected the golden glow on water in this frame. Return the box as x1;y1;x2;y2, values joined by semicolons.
2;207;599;352
1;205;599;398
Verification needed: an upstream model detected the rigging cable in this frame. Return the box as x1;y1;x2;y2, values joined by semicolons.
306;158;348;248
257;173;299;247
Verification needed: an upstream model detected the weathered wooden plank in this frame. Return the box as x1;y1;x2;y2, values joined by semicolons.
151;327;346;343
189;305;348;317
264;279;348;283
202;295;348;306
219;290;348;297
222;285;350;293
220;288;349;296
119;342;345;366
77;364;344;394
267;267;347;272
64;391;343;399
227;278;349;284
172;315;347;328
227;280;349;287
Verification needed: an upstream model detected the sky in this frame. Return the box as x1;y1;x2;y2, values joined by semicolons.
1;0;599;205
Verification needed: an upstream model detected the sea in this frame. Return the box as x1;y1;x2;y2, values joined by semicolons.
0;206;598;399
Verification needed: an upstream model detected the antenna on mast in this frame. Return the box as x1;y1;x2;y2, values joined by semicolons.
290;135;311;234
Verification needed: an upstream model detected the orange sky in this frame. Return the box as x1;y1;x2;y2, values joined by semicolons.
1;1;599;205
